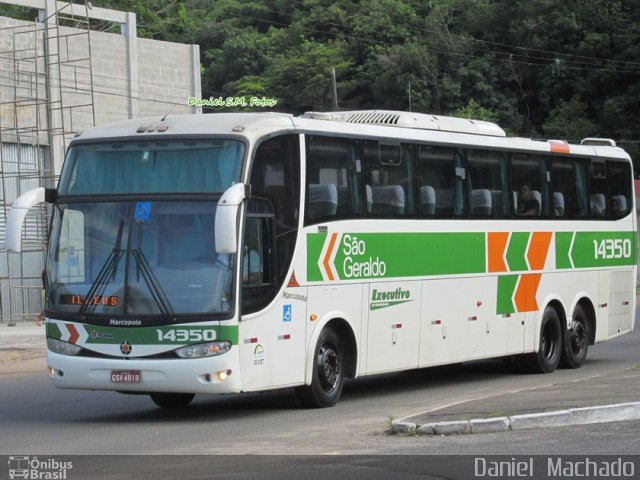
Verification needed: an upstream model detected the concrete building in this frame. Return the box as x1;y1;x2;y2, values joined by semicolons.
0;0;201;323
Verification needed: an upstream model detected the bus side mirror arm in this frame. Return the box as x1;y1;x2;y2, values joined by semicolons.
215;183;250;254
5;187;56;253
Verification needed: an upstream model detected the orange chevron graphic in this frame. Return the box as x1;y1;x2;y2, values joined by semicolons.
322;233;339;281
488;232;509;272
66;323;80;344
514;273;542;312
527;232;552;270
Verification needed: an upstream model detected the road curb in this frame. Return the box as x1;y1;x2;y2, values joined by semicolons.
510;410;572;430
470;416;510;434
392;401;640;436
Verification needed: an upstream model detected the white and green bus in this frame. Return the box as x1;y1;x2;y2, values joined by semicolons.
6;110;636;408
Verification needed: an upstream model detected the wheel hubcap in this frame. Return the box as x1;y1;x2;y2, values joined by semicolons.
317;343;340;392
570;320;587;352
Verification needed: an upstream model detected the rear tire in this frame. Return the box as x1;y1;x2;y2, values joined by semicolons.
523;307;562;373
296;328;344;408
559;304;589;369
150;393;195;408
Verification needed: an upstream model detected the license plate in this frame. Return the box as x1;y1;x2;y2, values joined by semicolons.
111;370;141;383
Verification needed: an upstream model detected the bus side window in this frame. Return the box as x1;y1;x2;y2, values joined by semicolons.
551;158;588;219
305;136;362;224
364;141;416;217
511;153;548;218
242;213;274;287
245;134;300;314
241;209;276;313
417;146;466;218
608;160;632;219
589;159;607;219
467;149;510;218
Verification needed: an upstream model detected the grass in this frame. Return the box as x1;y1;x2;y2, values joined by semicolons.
385;414;396;435
486;411;509;418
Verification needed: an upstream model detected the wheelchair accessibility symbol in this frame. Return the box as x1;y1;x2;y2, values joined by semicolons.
134;201;152;222
283;304;292;322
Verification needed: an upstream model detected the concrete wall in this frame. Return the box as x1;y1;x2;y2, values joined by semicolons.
0;7;202;323
0;13;201;170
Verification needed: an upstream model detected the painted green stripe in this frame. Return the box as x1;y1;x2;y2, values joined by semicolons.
566;231;636;268
85;325;239;345
48;322;238;345
555;232;574;269
496;275;518;315
339;232;486;278
46;322;62;340
506;232;530;271
306;233;327;282
309;232;486;281
370;299;413;311
308;229;636;283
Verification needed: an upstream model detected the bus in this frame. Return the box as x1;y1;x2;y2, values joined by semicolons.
5;110;636;409
8;456;29;479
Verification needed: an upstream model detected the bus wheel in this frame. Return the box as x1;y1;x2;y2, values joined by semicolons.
150;393;195;409
524;307;562;373
559;304;589;369
296;328;344;408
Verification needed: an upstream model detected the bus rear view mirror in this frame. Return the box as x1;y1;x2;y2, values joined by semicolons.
5;187;56;253
215;183;250;254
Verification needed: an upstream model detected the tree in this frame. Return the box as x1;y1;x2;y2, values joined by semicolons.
454;99;498;122
89;0;640;168
263;39;352;112
543;98;597;142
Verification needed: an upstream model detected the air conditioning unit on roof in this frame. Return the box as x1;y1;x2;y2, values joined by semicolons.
301;110;506;137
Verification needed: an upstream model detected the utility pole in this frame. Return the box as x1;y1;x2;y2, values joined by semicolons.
408;80;412;112
331;67;338;110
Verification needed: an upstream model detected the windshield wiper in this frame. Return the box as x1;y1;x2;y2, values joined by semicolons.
78;221;124;318
131;248;175;320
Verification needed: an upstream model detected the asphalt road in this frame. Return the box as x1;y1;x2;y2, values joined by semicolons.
0;314;638;480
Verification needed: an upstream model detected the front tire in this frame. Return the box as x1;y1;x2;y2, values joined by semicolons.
523;307;562;373
150;393;195;408
559;304;589;369
296;328;344;408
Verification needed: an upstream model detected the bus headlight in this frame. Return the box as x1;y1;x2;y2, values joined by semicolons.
47;338;82;356
175;341;231;359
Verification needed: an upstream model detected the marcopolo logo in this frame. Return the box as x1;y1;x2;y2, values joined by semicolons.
8;456;73;479
370;287;412;311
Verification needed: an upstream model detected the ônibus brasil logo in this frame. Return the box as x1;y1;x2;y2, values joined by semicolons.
8;456;73;479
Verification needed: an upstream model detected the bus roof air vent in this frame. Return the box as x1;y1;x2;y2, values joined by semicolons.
300;110;506;137
581;138;617;147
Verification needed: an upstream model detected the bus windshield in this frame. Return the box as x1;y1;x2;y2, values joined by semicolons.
47;200;234;319
59;138;244;195
48;138;246;321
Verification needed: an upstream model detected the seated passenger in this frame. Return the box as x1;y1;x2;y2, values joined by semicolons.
517;184;540;216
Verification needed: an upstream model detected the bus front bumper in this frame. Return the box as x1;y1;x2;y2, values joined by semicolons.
46;350;241;394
